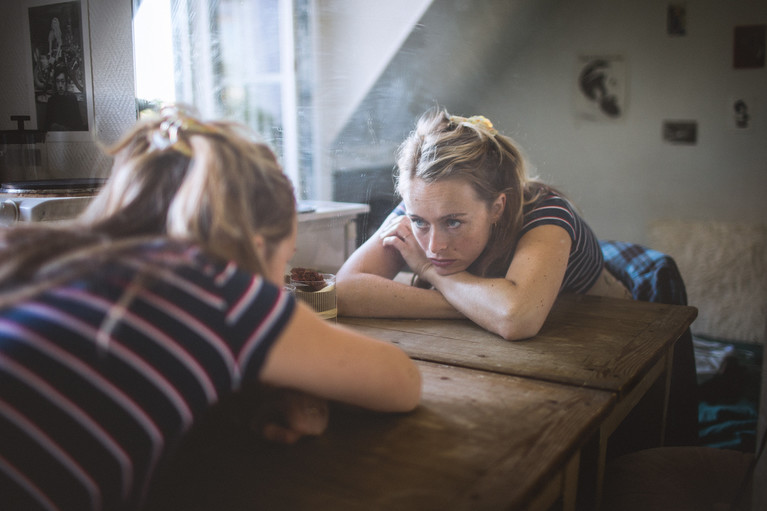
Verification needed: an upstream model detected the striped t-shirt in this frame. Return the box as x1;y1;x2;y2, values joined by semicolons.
0;242;295;511
519;193;603;293
392;192;603;293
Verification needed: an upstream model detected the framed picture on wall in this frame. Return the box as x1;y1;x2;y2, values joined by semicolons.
574;55;628;122
733;25;766;69
662;120;697;144
727;97;756;130
667;3;687;36
25;0;94;141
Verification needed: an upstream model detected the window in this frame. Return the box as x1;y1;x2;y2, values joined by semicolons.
132;0;310;190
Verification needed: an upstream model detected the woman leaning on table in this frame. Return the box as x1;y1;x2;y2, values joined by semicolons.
0;106;420;511
337;106;631;341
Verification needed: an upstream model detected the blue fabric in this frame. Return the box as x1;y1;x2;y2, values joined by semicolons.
699;401;758;451
599;240;688;306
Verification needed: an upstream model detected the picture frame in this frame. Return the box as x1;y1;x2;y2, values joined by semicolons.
733;25;766;69
662;120;697;145
667;3;687;37
24;0;94;141
727;97;756;130
574;54;628;122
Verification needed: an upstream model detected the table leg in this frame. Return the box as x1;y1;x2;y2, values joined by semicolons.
660;347;674;446
590;350;673;510
526;451;581;511
562;452;580;511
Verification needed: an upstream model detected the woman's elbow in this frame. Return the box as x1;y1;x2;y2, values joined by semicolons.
378;356;422;412
494;309;545;341
496;323;539;342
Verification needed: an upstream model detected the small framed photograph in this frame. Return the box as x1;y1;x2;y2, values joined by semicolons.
727;97;756;130
733;25;766;69
662;120;697;144
667;3;687;36
25;0;94;141
575;55;628;122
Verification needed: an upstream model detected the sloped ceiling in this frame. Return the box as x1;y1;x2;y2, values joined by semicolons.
331;0;561;170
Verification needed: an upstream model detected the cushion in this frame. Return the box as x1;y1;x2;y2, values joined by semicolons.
648;220;767;344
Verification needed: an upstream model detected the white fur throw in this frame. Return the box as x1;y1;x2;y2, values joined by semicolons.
648;220;767;345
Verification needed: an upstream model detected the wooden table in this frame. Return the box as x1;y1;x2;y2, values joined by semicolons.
340;294;698;508
146;361;613;511
147;295;695;511
340;294;695;395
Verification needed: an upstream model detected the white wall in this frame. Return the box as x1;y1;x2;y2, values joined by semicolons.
0;0;136;180
477;0;767;245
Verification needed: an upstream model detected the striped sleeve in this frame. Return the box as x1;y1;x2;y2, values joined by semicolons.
521;194;604;294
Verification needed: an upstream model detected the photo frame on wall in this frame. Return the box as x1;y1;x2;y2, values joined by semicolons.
25;0;94;141
574;55;628;122
727;96;756;130
662;120;697;145
733;25;766;69
667;3;687;36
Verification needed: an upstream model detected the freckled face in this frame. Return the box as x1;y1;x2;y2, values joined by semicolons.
401;177;503;275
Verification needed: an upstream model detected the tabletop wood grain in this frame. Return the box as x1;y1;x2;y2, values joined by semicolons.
339;294;697;397
146;361;614;511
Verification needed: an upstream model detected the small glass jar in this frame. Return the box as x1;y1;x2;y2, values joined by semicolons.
290;273;337;321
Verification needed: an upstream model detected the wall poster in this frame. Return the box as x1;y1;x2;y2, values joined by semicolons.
662;120;697;145
574;55;628;122
733;25;766;69
667;3;687;36
26;0;94;140
727;96;757;130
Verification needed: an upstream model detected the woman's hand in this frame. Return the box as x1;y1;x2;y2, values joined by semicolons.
379;216;432;278
250;388;329;444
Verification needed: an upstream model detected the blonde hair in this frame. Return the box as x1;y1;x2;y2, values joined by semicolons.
395;107;554;277
0;107;296;305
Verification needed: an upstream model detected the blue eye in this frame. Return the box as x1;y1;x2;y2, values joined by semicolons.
446;218;462;228
410;218;427;229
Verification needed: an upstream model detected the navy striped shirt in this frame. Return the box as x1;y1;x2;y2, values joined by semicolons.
520;194;603;293
0;243;294;511
392;193;603;293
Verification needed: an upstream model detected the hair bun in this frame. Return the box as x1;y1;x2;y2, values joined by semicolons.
449;114;498;136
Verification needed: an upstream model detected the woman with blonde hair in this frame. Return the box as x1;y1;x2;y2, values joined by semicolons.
0;106;420;511
337;106;629;340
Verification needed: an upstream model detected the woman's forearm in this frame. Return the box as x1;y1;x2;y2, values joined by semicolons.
425;270;548;341
336;272;461;318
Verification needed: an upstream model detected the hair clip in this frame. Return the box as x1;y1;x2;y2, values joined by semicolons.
449;114;498;136
148;104;219;157
150;117;193;157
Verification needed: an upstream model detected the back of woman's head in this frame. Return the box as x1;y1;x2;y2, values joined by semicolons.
395;107;548;276
81;106;296;272
0;107;296;317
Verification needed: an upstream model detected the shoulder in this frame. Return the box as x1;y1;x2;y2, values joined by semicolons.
126;242;297;373
521;193;578;239
114;242;295;330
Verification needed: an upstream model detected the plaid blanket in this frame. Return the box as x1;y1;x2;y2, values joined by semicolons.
600;240;688;306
